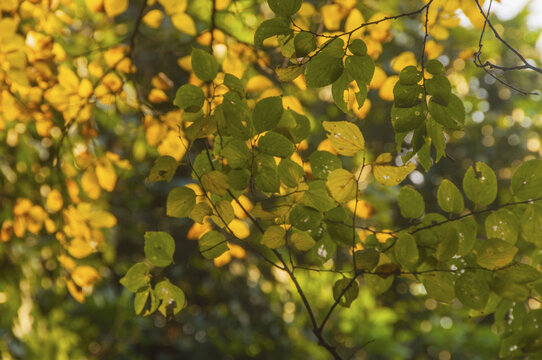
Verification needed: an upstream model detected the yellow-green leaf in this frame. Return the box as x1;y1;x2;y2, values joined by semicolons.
373;153;416;186
322;121;365;156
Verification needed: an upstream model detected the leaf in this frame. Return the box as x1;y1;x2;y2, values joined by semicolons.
428;95;465;130
462;162;497;206
224;73;244;95
455;271;489;310
96;158;117;192
167;187;196;218
394;233;419;269
228;169;250;190
211;200;234;228
189;202;213;224
491;277;530;301
398;185;424;219
333;278;359;308
345;54;375;87
322;121;365;156
134;289;158;316
391;103;426;132
199;230;229;259
511;159;542;200
305;54;343;88
476;238;518;270
303;180;337;211
326;168;357;203
120;263;150;292
331;72;349;113
290;230;316;251
437;179;464;214
348;39;367;56
354;249;379;271
278;158;304;187
393;83;423;108
276;65;303;82
155;279;185;316
294;32;316;57
144;232;175;267
425;74;451;106
258;131;294;158
426;59;445;75
398;65;422;85
267;0;302;17
184;117;217;141
373;153;416;186
219;92;253;140
253;96;283;133
253;154;280;193
261;225;286;249
310;151;342;179
201;170;229;196
435;224;458;262
521;205;542;246
289;204;322;231
455;217;477;256
46;189;63;213
174;84;205;112
496;263;542;284
223;139;251;169
104;0;127;17
148;156;178;182
485;209;519;244
254;17;292;47
191;48;219;82
421;271;455;303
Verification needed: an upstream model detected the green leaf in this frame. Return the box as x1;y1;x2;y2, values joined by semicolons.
227;169;250;190
331;72;349;113
199;230;229;259
155;279;185;317
485;209;519;244
435;224;458;262
437;179;464;214
391;103;425;132
521;205;542;246
365;271;394;294
496;263;542;284
462;162;497;206
425;74;451;106
210;200;234;228
134;288;158;316
201;170;229;196
427;118;445;162
224;73;244;95
393;83;423;108
120;262;150;292
185;117;217;142
191;48;218;82
144;231;175;267
276;65;304;82
455;271;489;310
476;238;518;270
189;202;213;224
278;158;304;187
167;187;196;218
267;0;301;17
253;154;280;193
253;96;283;133
303;180;337;211
398;65;422;85
223;139;251;169
345;54;374;87
354;249;379;271
220;92;253;140
394;233;419;269
258;131;294;158
348;39;367;56
174;84;205;112
320;38;345;58
305;54;343;88
426;59;445;75
421;271;455;303
322;121;365;156
289;204;322;231
428;95;465;130
326;168;357;203
290;230;316;251
310;151;342;179
294;32;316;57
333;278;359;308
455;217;477;256
279;110;311;143
511;159;542;200
398;185;424;219
147;156;178;183
254;17;293;47
261;225;286;249
491;276;530;301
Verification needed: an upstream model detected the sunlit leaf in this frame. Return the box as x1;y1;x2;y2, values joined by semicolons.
322;121;365;156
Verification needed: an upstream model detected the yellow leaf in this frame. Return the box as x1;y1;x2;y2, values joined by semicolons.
151;72;173;90
88;210;117;228
391;52;417;73
213;250;232;267
81;168;102;199
321;4;343;31
460;0;485;29
228;243;246;259
95;158;117;192
78;78;93;98
425;40;444;59
229;219;250;239
143;9;163;28
67;278;85;303
158;0;187;14
378;75;398;101
171;13;197;36
58;65;80;93
369;13;392;42
67;238;95;258
345;8;364;38
58;254;76;271
46;189;63;213
370;66;386;89
322;121;365;156
1;220;13;242
187;221;212;240
245;75;274;93
346;199;373;219
72;266;99;288
85;0;103;13
373;153;416;186
157;130;188;161
104;0;128;17
148;88;169;103
326;168;357;203
14;198;32;216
